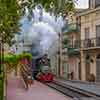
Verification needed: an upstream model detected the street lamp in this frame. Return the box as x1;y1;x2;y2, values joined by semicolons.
57;15;68;77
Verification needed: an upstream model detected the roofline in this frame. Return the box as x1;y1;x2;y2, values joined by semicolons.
76;6;100;16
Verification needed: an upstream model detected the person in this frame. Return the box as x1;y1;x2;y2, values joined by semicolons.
70;71;74;80
27;75;34;87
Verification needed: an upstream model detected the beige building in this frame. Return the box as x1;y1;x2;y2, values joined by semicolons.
59;0;100;82
77;0;100;81
61;11;81;80
54;0;100;82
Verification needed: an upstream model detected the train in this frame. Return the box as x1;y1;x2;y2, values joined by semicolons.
34;54;54;82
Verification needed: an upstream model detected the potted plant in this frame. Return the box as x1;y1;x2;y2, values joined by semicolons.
19;53;32;65
3;54;18;74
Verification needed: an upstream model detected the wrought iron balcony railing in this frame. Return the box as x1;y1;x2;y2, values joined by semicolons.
62;37;100;53
62;23;80;34
82;37;100;48
62;39;80;49
68;40;80;49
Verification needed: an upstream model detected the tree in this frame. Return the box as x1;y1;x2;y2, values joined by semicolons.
0;0;21;45
19;0;78;16
0;0;77;46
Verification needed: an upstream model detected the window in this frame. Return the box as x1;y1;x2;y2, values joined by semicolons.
95;0;100;7
85;15;89;22
85;27;90;39
96;25;100;37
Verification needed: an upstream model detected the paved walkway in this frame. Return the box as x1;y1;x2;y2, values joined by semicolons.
55;79;100;96
7;75;71;100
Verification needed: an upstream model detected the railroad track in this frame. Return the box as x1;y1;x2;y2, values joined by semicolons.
45;81;100;100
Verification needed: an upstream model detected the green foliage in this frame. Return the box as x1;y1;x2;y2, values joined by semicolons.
3;54;18;64
62;38;69;45
1;53;32;64
33;0;76;13
20;0;77;17
21;53;32;60
17;53;32;60
0;0;77;45
0;78;3;100
0;0;21;45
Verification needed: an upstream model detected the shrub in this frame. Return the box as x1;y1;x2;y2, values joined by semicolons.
0;53;32;65
21;53;32;60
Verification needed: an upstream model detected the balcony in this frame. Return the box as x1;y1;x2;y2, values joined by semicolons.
67;40;80;55
82;37;100;49
69;40;80;49
95;0;100;8
62;39;80;55
62;38;69;49
62;23;80;34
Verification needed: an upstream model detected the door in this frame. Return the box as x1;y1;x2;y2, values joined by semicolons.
78;62;81;80
85;61;90;81
62;62;68;78
85;55;91;81
96;25;100;46
84;27;90;47
96;55;100;82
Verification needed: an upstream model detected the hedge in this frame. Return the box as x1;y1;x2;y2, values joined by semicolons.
0;53;32;64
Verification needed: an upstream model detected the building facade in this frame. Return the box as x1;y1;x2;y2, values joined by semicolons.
58;0;100;82
77;0;100;81
54;0;100;82
61;11;81;80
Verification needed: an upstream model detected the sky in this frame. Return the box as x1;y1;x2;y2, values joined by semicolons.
76;0;89;8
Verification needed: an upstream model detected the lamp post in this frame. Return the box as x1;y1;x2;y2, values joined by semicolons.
57;31;62;77
57;15;68;77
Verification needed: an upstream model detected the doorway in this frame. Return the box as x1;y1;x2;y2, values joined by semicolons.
96;54;100;82
78;62;81;80
85;55;91;81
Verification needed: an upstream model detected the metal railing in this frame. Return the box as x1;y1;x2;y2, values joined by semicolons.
67;37;100;49
68;40;80;49
82;37;100;48
62;23;80;33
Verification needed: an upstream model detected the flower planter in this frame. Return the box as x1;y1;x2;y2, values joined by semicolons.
20;58;29;65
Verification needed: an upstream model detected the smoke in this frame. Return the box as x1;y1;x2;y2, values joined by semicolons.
20;5;65;58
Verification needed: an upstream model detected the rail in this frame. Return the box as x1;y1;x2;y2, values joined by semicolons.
81;37;100;48
66;37;100;50
45;80;100;99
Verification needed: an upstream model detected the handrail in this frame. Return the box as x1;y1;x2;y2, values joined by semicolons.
65;37;100;49
81;37;100;48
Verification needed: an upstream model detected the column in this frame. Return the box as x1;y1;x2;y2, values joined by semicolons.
80;50;86;81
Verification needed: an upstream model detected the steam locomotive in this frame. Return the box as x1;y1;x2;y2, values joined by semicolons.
35;54;53;82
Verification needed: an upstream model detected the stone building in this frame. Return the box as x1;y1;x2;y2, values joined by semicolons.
52;0;100;82
61;11;81;80
77;0;100;81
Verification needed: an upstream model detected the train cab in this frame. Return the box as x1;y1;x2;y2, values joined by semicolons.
36;54;54;82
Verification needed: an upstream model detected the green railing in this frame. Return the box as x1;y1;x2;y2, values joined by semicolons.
62;23;80;34
62;38;69;45
62;39;80;55
67;48;80;55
